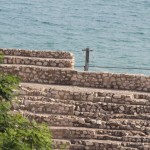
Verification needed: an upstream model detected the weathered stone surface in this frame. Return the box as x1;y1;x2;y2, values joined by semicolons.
1;48;74;59
3;56;74;68
1;48;150;150
1;65;150;92
17;84;150;149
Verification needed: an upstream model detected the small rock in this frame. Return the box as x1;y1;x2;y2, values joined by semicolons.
78;118;85;124
119;106;124;111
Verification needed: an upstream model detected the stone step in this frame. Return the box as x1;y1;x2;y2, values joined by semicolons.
70;139;148;150
16;83;150;149
53;139;149;150
107;119;150;133
3;56;73;68
21;111;75;127
19;95;150;109
50;126;150;143
94;96;150;106
20;82;150;100
95;129;146;137
52;140;86;150
1;48;74;59
20;111;150;134
69;144;86;150
50;126;95;139
12;110;150;137
52;139;146;150
19;86;94;101
19;84;150;107
96;135;150;143
0;64;72;70
73;111;150;122
134;93;150;100
18;95;150;118
18;98;150;123
96;91;150;101
19;100;74;115
74;101;150;115
115;148;138;150
50;126;147;139
52;139;71;149
69;145;138;150
16;110;150;149
18;96;150;121
19;95;76;105
19;83;150;102
112;113;150;120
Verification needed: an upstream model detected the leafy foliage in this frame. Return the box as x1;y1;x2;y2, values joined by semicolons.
0;52;52;150
0;51;4;64
0;108;52;150
0;74;20;101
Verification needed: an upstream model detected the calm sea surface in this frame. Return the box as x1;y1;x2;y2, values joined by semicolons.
0;0;150;75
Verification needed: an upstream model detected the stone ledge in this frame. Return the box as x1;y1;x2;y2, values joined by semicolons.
1;64;150;92
3;56;74;68
0;48;74;59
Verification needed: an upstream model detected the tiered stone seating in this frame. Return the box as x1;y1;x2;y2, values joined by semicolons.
1;49;150;150
17;83;150;150
1;48;74;69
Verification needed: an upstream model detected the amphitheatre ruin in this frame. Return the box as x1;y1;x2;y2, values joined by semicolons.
0;48;150;150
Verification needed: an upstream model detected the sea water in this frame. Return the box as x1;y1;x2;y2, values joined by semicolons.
0;0;150;75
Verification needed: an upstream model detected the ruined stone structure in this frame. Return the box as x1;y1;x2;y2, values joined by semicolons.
0;48;150;150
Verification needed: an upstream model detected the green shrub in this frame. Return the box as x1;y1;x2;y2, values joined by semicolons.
0;105;52;150
0;52;52;150
0;74;20;101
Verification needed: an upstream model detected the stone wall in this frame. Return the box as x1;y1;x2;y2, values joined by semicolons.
3;56;74;68
72;71;150;92
0;65;75;85
1;48;74;59
0;48;150;92
0;48;74;69
1;65;150;92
